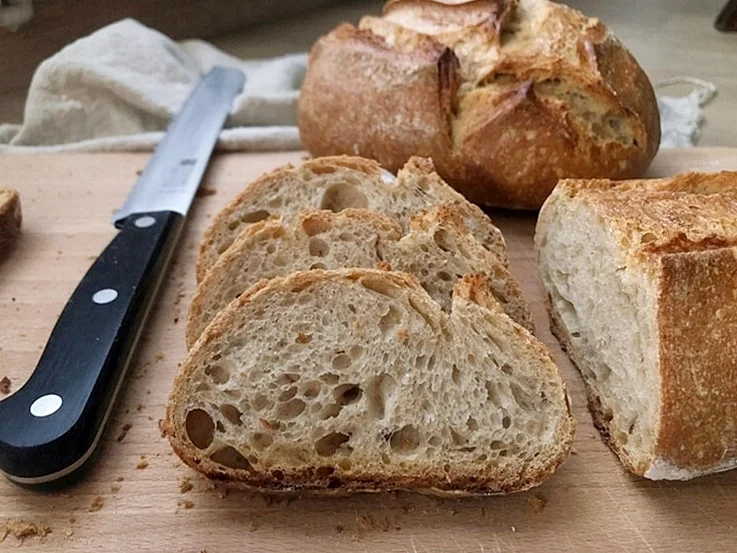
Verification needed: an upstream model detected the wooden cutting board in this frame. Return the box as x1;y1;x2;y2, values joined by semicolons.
1;149;737;553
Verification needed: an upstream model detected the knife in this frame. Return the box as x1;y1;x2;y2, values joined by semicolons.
0;66;245;488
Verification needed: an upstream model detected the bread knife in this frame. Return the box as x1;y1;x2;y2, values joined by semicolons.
0;67;245;488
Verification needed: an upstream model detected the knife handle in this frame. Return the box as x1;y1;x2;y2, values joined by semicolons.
0;211;184;485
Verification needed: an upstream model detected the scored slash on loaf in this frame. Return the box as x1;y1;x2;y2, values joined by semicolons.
298;0;660;209
536;171;737;480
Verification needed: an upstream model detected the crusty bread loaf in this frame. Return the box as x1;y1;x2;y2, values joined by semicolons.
0;189;21;255
535;171;737;480
167;269;575;494
197;156;508;282
298;0;660;209
187;205;531;348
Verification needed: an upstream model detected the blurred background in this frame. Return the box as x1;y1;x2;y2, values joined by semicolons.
0;0;734;145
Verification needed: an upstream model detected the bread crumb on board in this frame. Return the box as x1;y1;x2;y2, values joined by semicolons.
89;497;105;512
116;423;133;442
0;376;11;395
527;493;548;513
0;519;51;543
136;456;149;470
248;522;259;532
179;477;194;494
65;518;75;538
111;483;122;494
177;499;194;510
155;353;166;362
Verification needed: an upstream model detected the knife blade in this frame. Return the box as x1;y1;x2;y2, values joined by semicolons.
0;66;245;488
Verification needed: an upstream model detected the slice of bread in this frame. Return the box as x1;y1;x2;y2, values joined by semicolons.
166;269;575;494
536;171;737;480
187;205;532;348
196;156;508;282
0;189;21;255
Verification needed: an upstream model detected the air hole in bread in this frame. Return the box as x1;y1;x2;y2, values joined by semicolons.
315;432;350;456
442;464;451;473
510;383;532;409
361;276;401;298
379;305;401;334
347;303;357;313
338;232;354;242
332;353;352;370
320;183;369;212
380;453;390;464
309;237;330;257
310;262;327;270
273;255;288;267
301;381;322;398
365;373;396;419
185;408;215;450
277;398;306;419
204;365;230;385
467;417;479;431
490;440;506;450
640;232;657;244
438;271;452;282
277;373;300;385
320;373;339;385
272;469;284;480
195;382;211;393
316;466;335;478
428;436;441;447
266;243;276;254
253;395;271;411
501;363;513;376
333;384;362;406
450;428;466;446
349;345;364;359
338;459;351;470
279;386;298;402
451;365;461;385
427;355;436;371
216;421;225;432
240;210;270;224
390;425;420;454
485;381;500;405
219;404;243;426
210;446;252;470
252;432;273;450
319;403;342;420
502;416;511;429
433;229;454;252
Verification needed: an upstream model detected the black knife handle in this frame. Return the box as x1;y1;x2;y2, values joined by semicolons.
0;211;184;484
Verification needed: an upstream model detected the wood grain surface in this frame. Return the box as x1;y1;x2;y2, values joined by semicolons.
1;149;736;552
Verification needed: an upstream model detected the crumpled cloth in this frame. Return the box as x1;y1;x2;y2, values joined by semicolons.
0;19;306;153
0;18;717;153
656;77;718;149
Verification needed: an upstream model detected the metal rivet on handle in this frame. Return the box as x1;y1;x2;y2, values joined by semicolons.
92;288;118;305
30;394;63;418
134;216;156;228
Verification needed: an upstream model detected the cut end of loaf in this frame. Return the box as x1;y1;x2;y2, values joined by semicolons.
168;269;574;494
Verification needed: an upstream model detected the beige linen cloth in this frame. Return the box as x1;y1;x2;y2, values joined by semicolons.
0;19;306;153
0;18;716;153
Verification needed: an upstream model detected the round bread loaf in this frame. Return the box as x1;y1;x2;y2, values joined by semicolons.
298;0;661;209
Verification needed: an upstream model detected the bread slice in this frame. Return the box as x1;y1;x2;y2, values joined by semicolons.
0;189;21;255
187;205;532;348
166;269;575;494
535;171;737;480
196;156;508;282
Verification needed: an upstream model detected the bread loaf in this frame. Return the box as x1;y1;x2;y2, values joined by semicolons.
187;205;532;348
197;156;508;282
298;0;660;209
535;171;737;480
0;189;21;255
167;269;575;494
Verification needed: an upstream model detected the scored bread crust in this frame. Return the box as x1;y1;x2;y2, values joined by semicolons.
537;171;737;479
187;204;532;348
196;155;507;282
298;0;660;209
0;189;22;255
167;269;575;494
